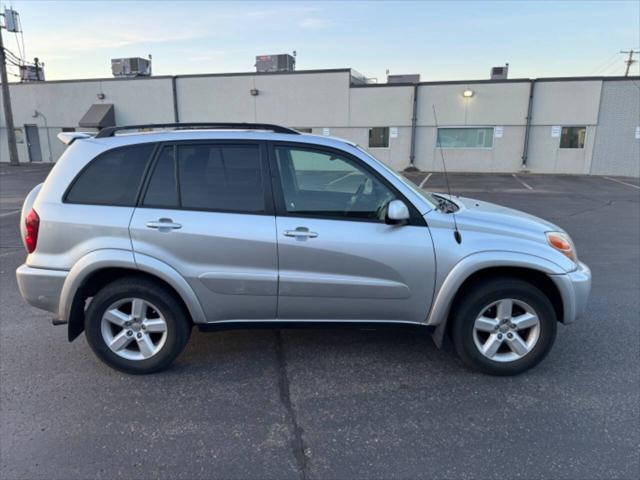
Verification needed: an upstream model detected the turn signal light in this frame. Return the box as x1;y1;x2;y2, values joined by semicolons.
546;231;576;262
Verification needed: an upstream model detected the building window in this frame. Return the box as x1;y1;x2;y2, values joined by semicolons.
62;127;76;132
294;127;312;133
14;128;24;143
368;127;389;148
560;127;586;149
437;128;494;148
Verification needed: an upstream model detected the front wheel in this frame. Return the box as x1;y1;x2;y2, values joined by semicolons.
451;278;557;376
85;277;191;374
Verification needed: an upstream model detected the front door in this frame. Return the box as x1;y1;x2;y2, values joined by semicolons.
270;144;436;323
24;125;42;162
129;141;278;321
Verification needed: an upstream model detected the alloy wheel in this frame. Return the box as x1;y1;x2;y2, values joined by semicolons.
472;298;541;362
100;298;168;361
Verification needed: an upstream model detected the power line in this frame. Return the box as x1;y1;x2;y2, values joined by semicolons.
588;52;620;75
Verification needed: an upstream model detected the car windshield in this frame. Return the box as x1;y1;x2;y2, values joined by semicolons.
355;145;437;209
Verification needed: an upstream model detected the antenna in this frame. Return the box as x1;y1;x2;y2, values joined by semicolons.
432;104;462;244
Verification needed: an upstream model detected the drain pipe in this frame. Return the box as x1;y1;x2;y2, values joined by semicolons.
172;76;180;122
408;82;419;170
520;79;535;170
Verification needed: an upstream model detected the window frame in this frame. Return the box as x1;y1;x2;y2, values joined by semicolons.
266;141;425;226
368;127;390;149
436;126;495;149
137;140;275;216
559;126;587;149
63;142;159;207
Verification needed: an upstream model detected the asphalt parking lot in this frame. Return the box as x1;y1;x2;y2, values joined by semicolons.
1;164;638;479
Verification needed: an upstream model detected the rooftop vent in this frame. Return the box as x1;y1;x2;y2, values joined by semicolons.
490;63;509;80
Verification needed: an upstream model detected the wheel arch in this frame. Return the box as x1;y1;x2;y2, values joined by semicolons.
61;250;206;341
429;252;567;348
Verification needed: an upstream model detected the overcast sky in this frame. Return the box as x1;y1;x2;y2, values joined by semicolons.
3;0;639;81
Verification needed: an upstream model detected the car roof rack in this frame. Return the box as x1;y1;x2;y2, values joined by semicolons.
94;122;300;138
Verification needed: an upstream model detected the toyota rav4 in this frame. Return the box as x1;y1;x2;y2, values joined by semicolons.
16;123;591;375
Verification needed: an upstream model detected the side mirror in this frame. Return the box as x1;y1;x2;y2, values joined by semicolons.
386;199;410;224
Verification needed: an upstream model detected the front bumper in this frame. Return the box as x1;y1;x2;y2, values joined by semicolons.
16;264;68;315
550;261;592;324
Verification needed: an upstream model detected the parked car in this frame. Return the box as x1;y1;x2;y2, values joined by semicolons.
16;123;591;375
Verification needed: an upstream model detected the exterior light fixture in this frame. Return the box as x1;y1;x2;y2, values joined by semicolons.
97;93;106;100
250;88;259;96
463;89;474;98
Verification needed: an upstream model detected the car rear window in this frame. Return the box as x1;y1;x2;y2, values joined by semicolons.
176;144;264;212
65;144;154;206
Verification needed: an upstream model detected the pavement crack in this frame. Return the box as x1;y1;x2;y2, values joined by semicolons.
552;199;614;219
274;330;310;480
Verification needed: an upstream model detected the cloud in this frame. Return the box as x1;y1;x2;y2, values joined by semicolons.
298;17;332;30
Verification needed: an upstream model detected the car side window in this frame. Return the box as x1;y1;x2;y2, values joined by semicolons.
177;144;265;212
65;144;154;206
143;146;178;208
274;146;396;221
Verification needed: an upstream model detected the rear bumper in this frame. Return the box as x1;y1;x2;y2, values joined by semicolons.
550;261;592;324
16;264;68;315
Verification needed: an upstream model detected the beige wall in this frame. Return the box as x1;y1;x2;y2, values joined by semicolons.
413;82;530;172
1;72;635;176
530;80;602;126
417;82;530;126
177;71;351;127
348;86;413;126
414;126;526;173
525;80;603;174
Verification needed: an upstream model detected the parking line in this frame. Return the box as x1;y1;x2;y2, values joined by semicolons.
603;176;640;190
0;209;20;218
419;173;432;189
512;174;533;190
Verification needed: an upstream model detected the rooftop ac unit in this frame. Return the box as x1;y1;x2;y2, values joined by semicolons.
111;57;152;77
255;54;296;73
387;74;421;84
490;64;509;80
19;65;45;82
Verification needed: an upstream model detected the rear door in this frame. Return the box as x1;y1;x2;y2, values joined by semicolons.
129;141;278;321
269;143;436;323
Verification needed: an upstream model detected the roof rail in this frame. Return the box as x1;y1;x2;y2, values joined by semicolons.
94;122;300;138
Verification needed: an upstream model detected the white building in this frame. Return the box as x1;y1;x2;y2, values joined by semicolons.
1;68;638;176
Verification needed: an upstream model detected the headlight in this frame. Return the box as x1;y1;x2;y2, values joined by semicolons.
546;231;577;262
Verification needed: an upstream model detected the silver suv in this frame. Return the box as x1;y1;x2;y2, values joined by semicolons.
16;123;591;375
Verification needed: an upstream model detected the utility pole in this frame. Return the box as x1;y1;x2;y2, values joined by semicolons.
620;50;637;77
0;21;20;165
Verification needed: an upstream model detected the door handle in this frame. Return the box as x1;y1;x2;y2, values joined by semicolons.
284;227;318;239
146;218;182;230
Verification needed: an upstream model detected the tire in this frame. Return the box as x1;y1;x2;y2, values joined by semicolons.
451;277;557;376
84;277;191;374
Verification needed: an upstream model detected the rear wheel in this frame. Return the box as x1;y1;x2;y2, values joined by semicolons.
85;277;191;374
451;278;557;376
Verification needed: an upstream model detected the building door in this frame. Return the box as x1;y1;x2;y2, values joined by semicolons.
24;125;42;162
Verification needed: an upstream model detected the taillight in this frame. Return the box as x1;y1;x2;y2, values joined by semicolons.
25;208;39;253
